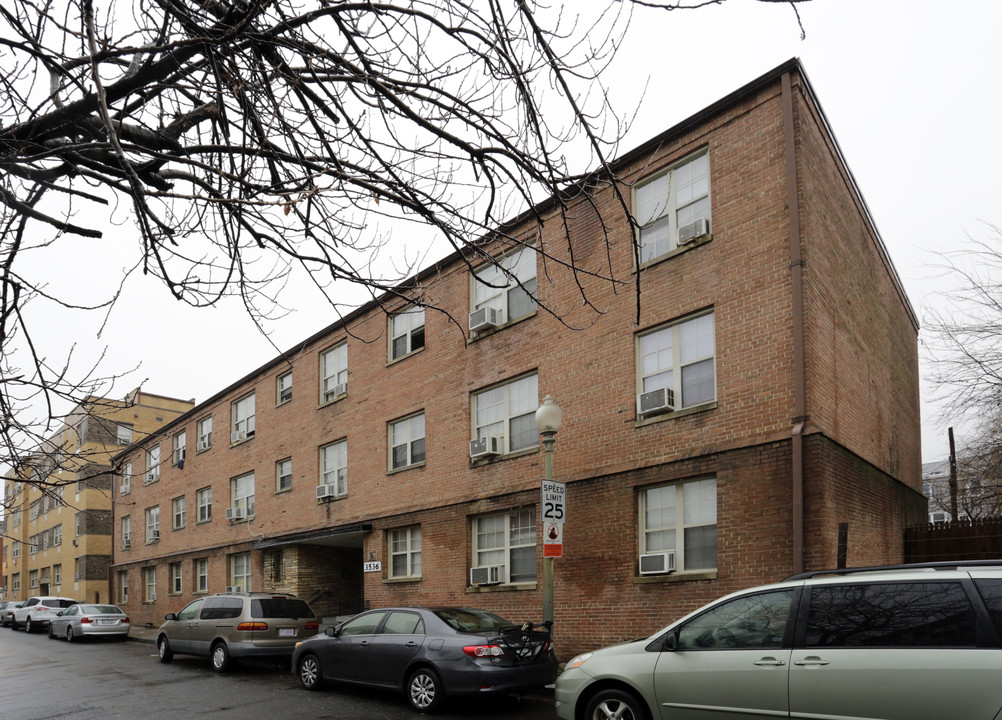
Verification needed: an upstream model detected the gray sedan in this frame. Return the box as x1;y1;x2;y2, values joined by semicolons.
291;606;556;712
47;604;131;642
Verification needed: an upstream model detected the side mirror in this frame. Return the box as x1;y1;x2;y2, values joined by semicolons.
325;626;337;637
164;613;177;621
665;631;678;651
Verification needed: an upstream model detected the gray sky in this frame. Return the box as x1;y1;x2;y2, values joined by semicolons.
20;0;1001;464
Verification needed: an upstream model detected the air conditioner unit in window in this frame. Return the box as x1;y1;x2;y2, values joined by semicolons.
637;387;675;417
145;470;158;483
639;551;676;575
231;430;247;444
470;564;505;586
678;217;711;246
196;439;210;452
225;586;236;593
316;484;338;500
469;436;502;459
469;307;504;334
121;535;131;549
331;382;347;399
225;507;246;520
151;529;160;541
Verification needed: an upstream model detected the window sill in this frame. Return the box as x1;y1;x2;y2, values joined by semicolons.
229;434;254;448
383;576;422;585
468;309;537;342
275;487;292;495
634;233;712;273
634;401;717;428
318;394;347;410
317;494;347;503
387;345;425;368
465;582;537;594
470;445;538;468
633;570;718;585
388;461;426;476
275;398;292;408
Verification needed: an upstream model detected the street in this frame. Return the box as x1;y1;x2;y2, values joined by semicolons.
0;629;558;720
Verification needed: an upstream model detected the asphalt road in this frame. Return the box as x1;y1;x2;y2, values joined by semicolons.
0;627;558;720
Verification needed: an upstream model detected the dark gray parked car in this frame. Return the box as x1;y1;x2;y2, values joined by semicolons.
291;606;556;712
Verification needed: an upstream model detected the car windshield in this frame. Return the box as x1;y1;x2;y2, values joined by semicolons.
434;608;513;633
80;605;122;615
51;599;77;608
252;598;315;619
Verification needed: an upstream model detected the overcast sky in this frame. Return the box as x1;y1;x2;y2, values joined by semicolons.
19;0;1001;465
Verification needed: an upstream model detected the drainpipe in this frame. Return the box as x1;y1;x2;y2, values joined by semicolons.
782;71;807;575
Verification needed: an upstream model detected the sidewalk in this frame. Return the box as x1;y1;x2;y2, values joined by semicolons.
128;623;158;644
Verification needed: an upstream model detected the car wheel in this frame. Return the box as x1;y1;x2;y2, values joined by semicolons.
407;667;443;712
24;617;33;633
66;626;75;643
157;636;174;663
297;654;323;691
585;689;651;720
211;642;231;673
48;624;56;639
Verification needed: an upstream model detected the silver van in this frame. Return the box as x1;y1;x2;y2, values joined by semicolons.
157;592;319;671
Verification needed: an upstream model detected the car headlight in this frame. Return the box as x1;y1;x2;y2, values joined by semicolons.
564;652;593;670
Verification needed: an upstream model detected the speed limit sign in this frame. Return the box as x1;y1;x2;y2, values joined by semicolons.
541;480;566;525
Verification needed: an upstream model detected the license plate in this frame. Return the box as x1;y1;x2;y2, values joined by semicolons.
97;619;115;625
278;628;295;637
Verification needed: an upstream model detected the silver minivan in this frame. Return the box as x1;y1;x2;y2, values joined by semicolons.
157;592;319;672
556;561;1002;720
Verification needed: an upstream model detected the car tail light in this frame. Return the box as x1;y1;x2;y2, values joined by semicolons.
80;616;93;624
542;640;554;652
305;621;319;632
37;606;50;612
121;617;130;624
463;644;505;658
236;622;269;631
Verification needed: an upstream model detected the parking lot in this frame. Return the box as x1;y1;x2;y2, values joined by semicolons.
0;626;557;720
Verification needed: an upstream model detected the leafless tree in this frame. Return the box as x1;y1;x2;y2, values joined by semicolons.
0;0;809;513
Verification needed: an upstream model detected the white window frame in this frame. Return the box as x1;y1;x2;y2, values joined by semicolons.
117;424;132;445
389;413;426;471
173;430;186;466
53;563;61;585
389;306;426;361
230;472;256;518
471;246;537;324
145;445;161;483
634;150;711;265
473;374;538;454
230;552;251;593
145;506;160;543
197;416;213;450
143;567;157;603
121;516;130;546
119;570;128;603
172;496;186;529
320;440;348;497
231;393;256;442
120;461;132;495
195;558;209;593
170;562;182;594
196;486;212;523
389;526;422;579
320;342;348;403
276;458;292;493
637;312;716;413
53;524;62;546
472;508;537;585
277;371;293;405
640;477;717;573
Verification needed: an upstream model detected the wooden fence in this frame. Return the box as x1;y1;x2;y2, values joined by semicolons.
904;517;1002;563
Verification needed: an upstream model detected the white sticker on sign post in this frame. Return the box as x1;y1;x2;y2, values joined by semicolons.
541;480;566;525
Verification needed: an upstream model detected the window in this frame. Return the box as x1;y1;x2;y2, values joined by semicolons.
805;582;977;647
117;424;132;445
230;552;251;592
320;342;348;403
390;306;425;361
197;416;212;451
172;496;186;529
390;413;426;470
320;440;347;496
473;374;538;454
634;151;711;264
196;486;212;523
230;472;255;518
195;558;209;593
472;246;537;325
389;526;422;579
120;462;132;495
637;312;715;413
641;478;717;572
170;562;182;594
173;430;186;466
118;571;128;603
12;544;19;560
231;393;255;442
53;524;62;546
145;506;160;543
121;516;131;546
276;458;292;493
677;589;794;650
53;563;61;585
74;558;82;581
12;573;20;592
143;567;157;603
277;371;293;404
29;569;38;588
145;445;161;483
472;508;536;584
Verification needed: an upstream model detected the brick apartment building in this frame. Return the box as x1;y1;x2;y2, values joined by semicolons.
110;59;926;658
1;389;193;604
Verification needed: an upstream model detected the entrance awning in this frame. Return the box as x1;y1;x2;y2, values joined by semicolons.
253;522;372;550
